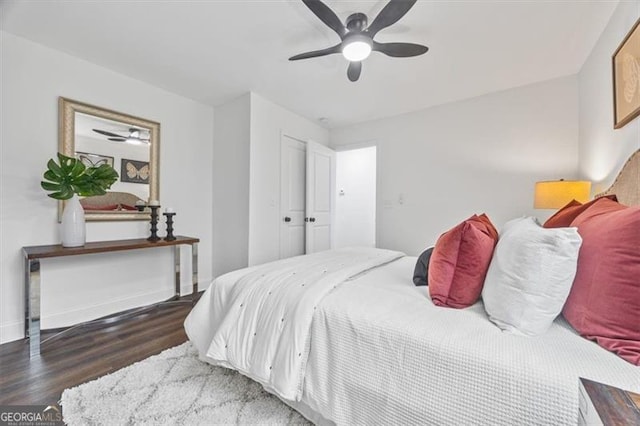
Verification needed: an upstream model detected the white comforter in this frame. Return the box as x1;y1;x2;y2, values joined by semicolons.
301;257;640;425
185;247;403;401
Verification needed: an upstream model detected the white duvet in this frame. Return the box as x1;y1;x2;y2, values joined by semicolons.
186;250;640;425
185;247;403;401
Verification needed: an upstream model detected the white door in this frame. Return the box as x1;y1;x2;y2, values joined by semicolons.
280;135;307;259
305;141;336;254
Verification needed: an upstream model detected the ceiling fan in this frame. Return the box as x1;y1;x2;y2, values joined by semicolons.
289;0;429;82
93;128;150;145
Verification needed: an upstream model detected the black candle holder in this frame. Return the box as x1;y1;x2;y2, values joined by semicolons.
163;212;176;241
147;205;161;242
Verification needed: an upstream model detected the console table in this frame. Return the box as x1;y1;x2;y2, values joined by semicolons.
22;236;199;357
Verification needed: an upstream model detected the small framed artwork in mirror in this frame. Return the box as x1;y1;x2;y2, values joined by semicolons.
76;152;114;168
59;97;160;221
121;159;150;184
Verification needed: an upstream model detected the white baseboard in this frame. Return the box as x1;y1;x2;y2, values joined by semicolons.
0;320;24;345
0;279;210;345
42;288;175;329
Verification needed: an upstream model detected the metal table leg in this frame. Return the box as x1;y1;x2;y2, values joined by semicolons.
25;258;41;358
174;246;181;299
192;243;198;302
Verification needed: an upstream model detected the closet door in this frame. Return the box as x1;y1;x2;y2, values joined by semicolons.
280;135;307;259
305;141;336;254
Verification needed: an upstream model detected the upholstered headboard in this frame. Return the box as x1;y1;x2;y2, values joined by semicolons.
80;191;144;210
595;149;640;206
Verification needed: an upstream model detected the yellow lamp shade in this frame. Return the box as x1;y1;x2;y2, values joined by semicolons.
534;180;591;209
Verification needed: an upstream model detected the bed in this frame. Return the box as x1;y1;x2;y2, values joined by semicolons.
185;150;640;425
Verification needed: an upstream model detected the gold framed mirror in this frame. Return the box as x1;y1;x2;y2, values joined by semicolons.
59;97;160;221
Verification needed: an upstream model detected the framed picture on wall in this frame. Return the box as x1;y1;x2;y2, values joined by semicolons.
76;152;114;168
121;158;150;184
613;18;640;129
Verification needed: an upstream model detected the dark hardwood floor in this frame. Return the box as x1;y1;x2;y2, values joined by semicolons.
0;297;196;406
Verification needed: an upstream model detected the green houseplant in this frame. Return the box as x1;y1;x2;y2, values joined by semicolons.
41;153;119;247
41;153;119;200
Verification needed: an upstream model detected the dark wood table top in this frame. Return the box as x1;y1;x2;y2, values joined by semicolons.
580;378;640;425
23;236;199;260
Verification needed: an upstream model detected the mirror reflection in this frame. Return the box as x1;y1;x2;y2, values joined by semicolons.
59;97;160;221
75;112;151;211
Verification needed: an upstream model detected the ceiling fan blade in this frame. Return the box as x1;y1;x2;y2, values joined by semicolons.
108;138;126;142
347;61;362;82
373;41;428;57
367;0;418;37
93;128;125;138
301;0;346;39
289;43;342;61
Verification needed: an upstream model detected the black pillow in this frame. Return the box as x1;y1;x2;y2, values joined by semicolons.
413;247;434;286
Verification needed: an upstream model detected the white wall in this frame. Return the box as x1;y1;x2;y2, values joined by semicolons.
0;32;214;343
578;0;640;191
331;76;579;256
334;146;377;248
212;94;250;277
248;93;330;266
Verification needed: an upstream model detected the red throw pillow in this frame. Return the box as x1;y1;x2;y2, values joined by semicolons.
476;213;498;240
428;214;498;308
562;197;640;365
543;195;617;228
119;204;139;211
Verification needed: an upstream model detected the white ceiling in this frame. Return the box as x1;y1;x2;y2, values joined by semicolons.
0;0;617;128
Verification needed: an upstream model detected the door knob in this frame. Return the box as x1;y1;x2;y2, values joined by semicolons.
284;217;291;222
305;217;309;222
309;217;316;222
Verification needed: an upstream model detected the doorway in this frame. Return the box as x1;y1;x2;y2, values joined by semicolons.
334;146;377;248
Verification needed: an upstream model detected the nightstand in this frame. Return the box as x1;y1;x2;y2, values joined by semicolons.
579;378;640;425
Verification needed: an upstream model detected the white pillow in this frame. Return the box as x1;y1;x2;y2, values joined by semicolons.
482;216;582;336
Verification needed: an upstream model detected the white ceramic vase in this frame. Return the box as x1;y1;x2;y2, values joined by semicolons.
61;194;86;247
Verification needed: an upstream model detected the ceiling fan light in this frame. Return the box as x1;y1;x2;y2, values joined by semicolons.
342;35;372;62
126;137;147;145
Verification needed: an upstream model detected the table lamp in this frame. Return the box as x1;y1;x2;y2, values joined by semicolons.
534;179;591;209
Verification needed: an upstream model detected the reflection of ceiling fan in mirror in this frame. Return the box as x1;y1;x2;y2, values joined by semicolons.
92;128;150;145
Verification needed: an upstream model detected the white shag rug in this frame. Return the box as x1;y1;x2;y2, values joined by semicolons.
60;342;311;425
